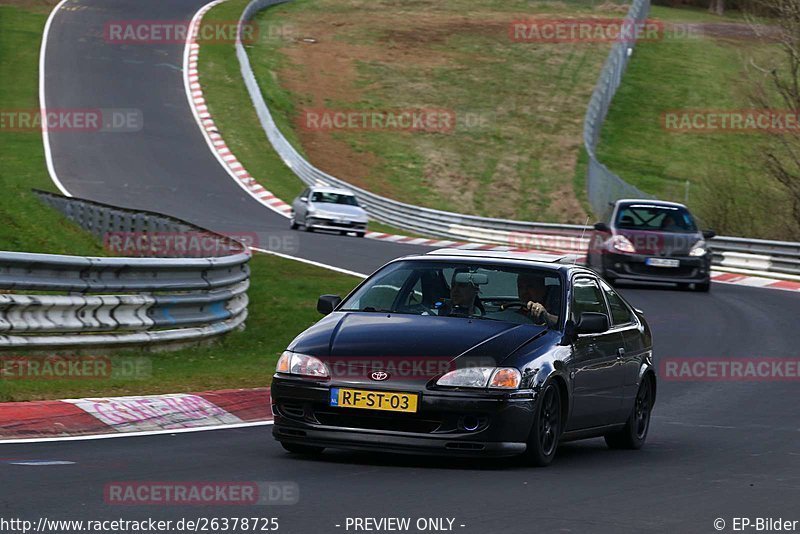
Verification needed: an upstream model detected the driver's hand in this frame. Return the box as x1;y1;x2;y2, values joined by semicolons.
525;301;546;320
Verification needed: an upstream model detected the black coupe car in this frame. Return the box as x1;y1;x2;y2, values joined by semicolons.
271;249;656;466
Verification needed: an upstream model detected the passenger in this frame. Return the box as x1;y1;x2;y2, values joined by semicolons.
447;276;478;316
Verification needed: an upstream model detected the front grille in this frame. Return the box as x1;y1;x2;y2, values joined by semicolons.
313;407;443;434
626;264;698;278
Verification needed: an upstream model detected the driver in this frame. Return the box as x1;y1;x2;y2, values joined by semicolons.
489;273;558;326
660;214;684;232
516;273;558;326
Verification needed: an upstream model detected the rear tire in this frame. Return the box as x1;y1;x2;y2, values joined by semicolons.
356;232;365;238
522;382;562;467
340;230;349;236
280;442;324;455
605;376;653;450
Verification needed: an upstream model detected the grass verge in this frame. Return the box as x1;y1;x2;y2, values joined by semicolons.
595;5;792;238
0;5;105;255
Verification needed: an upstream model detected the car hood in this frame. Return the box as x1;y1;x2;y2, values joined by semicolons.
287;312;548;386
309;203;367;219
615;228;703;256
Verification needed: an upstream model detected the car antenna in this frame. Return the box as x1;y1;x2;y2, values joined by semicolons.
573;216;590;266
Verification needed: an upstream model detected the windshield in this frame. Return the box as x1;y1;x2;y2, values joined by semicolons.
615;204;697;233
339;260;563;326
310;191;359;206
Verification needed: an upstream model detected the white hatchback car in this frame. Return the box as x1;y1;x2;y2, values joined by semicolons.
290;187;369;237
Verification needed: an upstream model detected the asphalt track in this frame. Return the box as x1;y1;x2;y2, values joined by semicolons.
6;0;800;533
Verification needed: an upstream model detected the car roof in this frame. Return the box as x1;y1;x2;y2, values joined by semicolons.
615;198;688;209
309;186;355;196
391;248;594;275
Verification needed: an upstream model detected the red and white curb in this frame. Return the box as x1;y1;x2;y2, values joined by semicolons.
0;388;272;441
710;271;800;292
184;1;293;218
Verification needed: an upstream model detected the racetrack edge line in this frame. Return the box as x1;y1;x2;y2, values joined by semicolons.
0;420;273;444
39;0;73;197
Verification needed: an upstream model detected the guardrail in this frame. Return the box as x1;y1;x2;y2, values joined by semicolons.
0;193;250;348
234;0;800;278
583;0;654;221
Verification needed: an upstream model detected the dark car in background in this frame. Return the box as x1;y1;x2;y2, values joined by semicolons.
271;249;656;467
587;199;715;291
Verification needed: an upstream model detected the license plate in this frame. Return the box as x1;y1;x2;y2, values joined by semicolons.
645;257;680;268
330;388;418;413
335;218;348;224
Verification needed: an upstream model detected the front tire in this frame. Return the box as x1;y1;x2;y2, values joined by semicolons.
280;442;324;455
290;218;298;230
605;376;653;450
523;382;562;467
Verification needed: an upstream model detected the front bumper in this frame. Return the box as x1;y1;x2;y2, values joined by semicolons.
306;217;367;233
600;251;711;284
271;377;535;457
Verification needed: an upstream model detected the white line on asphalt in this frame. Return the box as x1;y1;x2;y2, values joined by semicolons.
39;0;74;197
0;421;274;444
251;247;368;278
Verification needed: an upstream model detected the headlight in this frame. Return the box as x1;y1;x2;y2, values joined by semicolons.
276;351;329;378
689;241;707;256
610;235;636;254
436;367;522;389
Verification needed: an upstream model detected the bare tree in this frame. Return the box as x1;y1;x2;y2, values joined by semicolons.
708;0;726;16
748;0;800;234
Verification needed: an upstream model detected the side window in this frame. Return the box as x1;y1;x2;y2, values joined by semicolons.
571;277;608;322
600;280;635;326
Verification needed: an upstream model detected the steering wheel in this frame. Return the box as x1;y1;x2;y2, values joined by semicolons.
499;301;546;325
500;300;527;310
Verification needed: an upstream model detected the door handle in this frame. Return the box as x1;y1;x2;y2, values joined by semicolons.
616;348;625;360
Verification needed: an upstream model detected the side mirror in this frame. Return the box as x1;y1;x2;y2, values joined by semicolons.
299;197;308;203
593;222;610;232
702;229;716;239
576;312;609;334
317;294;341;315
